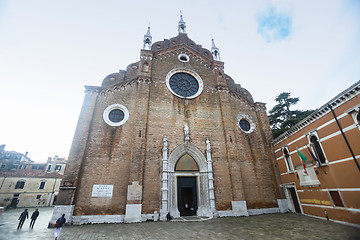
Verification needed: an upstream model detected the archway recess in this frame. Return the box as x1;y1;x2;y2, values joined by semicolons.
161;142;214;219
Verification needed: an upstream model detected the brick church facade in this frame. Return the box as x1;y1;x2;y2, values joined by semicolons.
50;15;286;225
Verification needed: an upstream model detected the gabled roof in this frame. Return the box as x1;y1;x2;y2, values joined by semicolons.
151;33;213;61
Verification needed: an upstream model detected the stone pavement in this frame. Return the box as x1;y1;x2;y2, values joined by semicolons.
0;207;359;240
0;207;54;240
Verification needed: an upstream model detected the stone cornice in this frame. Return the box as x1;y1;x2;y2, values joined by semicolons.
215;85;229;91
228;88;257;106
212;60;225;71
84;85;102;93
206;86;258;110
151;33;212;60
0;170;63;178
99;77;152;97
273;80;360;145
255;102;267;111
153;44;213;68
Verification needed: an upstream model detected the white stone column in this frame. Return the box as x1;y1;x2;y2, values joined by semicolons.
206;138;216;212
160;137;169;219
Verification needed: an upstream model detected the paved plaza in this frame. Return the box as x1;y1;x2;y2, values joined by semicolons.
0;207;359;240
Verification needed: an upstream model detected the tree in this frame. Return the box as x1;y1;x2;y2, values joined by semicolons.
269;92;314;139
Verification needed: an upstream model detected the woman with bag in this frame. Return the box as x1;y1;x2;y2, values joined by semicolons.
54;214;66;240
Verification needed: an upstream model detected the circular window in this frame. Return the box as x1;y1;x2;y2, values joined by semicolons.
169;73;198;97
165;68;203;99
178;53;189;62
103;104;129;126
237;114;256;133
108;109;124;123
239;119;251;132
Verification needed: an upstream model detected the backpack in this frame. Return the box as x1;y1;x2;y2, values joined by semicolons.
55;220;61;228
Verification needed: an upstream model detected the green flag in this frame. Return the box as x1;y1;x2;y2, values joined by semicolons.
297;148;308;163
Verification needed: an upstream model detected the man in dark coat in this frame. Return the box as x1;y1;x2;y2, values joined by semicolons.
29;208;39;228
17;209;29;229
54;214;66;240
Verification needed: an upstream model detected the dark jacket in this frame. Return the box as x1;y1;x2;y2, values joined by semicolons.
31;210;39;220
19;211;29;221
56;216;66;227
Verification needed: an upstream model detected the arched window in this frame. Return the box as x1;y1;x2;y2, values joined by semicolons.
282;147;293;171
356;112;360;125
310;135;327;164
15;180;25;189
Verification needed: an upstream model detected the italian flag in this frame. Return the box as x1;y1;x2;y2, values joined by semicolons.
297;148;308;174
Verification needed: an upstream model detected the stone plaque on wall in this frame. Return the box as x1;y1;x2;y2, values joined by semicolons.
127;181;142;201
91;184;113;197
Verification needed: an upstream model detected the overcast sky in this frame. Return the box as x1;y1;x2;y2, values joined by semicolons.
0;0;359;162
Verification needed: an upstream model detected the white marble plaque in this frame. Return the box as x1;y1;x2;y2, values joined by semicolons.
91;184;113;197
127;181;142;201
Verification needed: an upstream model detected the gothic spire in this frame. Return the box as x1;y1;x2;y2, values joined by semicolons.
178;11;186;34
211;38;221;61
143;25;152;50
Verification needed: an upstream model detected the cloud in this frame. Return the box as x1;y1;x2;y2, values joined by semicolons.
257;6;292;43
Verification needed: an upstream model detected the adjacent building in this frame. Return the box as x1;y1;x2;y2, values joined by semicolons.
46;155;67;175
273;81;360;226
0;146;66;208
0;144;33;172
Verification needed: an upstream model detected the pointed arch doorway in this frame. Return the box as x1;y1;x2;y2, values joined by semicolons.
161;142;214;219
175;153;199;216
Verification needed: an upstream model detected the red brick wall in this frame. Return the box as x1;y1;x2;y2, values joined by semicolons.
58;38;281;215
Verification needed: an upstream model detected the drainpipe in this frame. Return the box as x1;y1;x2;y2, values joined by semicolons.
49;177;57;206
328;104;360;172
0;177;6;190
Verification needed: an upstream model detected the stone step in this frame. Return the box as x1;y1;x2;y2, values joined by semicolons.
171;216;212;222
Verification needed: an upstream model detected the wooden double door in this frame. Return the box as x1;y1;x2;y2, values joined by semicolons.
177;177;198;216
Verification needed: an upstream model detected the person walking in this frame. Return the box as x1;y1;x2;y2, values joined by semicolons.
29;208;39;228
17;209;29;229
54;214;66;240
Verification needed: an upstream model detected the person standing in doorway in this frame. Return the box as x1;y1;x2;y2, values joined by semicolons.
54;214;66;240
29;208;39;228
17;209;29;229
